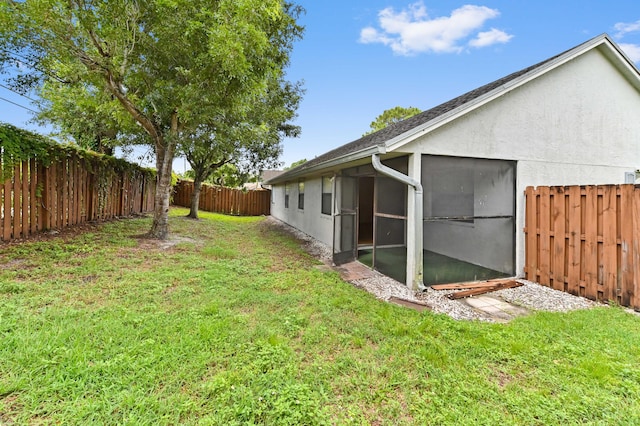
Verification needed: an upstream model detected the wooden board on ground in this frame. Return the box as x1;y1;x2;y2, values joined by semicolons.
446;280;522;300
388;296;432;312
431;278;516;291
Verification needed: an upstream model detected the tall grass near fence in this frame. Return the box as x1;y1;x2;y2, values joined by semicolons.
525;184;640;310
0;124;155;242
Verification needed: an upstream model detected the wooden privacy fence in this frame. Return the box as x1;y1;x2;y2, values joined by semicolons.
0;146;155;241
173;180;270;216
524;184;640;310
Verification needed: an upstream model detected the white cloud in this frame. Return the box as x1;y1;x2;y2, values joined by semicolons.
614;20;640;38
359;27;391;45
469;28;513;47
359;2;513;55
619;43;640;63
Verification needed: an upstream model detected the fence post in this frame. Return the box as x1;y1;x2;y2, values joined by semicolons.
632;186;640;310
600;186;617;302
13;163;21;238
0;160;3;240
21;160;29;237
583;185;598;300
0;161;5;240
567;185;581;296
60;158;67;228
619;185;634;307
552;187;566;291
524;187;537;282
2;170;10;240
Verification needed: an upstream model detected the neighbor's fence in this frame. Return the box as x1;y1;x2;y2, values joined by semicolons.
524;184;640;309
1;125;156;242
173;180;270;216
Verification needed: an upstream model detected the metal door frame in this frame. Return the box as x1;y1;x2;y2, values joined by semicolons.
332;175;358;265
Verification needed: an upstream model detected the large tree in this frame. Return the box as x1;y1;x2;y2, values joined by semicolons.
0;0;303;239
35;81;138;155
181;76;302;219
364;106;422;135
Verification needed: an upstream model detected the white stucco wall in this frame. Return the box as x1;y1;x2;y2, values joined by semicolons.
404;47;640;277
407;48;640;168
270;177;333;247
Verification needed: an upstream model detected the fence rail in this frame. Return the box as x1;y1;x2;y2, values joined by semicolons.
524;184;640;310
173;180;270;216
1;153;155;242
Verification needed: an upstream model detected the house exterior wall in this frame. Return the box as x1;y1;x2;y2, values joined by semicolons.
268;43;640;288
404;47;640;277
407;48;640;168
270;177;334;247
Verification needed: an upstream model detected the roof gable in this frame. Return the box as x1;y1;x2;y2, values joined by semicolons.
268;34;640;184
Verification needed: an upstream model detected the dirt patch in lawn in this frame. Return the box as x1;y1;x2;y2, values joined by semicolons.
133;234;198;250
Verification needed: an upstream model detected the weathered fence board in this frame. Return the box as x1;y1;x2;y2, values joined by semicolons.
525;184;640;310
0;152;156;242
173;180;270;216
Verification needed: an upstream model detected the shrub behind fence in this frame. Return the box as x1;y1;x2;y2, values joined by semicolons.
0;124;156;242
173;180;270;216
525;184;640;310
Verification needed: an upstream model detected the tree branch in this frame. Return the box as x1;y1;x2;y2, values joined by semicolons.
103;69;161;142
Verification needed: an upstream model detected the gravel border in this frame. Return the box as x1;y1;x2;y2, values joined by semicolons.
414;279;600;322
265;217;605;322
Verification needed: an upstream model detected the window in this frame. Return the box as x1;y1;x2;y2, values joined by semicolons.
321;176;332;215
284;183;290;208
298;180;305;210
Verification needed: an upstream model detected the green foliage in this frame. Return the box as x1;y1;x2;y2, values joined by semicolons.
181;163;250;189
0;123;53;177
0;123;155;182
170;172;179;187
1;0;305;237
35;82;139;154
210;163;249;188
179;75;303;215
365;106;422;135
2;208;639;424
285;158;307;170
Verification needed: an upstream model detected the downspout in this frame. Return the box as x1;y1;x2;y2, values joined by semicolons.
371;151;425;291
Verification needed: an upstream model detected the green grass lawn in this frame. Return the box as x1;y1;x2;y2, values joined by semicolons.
1;207;639;425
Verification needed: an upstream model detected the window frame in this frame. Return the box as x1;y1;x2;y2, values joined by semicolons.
321;175;332;215
284;183;290;208
297;179;305;210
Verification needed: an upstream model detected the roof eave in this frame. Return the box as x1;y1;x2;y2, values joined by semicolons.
265;144;383;185
597;36;640;92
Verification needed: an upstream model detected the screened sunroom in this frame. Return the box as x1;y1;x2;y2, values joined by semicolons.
332;154;516;286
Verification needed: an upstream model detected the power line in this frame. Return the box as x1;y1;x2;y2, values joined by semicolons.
1;48;70;84
0;95;38;113
0;50;40;112
0;48;32;64
0;83;37;102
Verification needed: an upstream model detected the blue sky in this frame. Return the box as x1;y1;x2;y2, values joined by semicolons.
278;0;640;167
2;1;640;171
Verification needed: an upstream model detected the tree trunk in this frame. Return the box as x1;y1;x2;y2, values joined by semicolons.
100;69;174;239
148;137;176;239
187;177;203;219
149;167;172;239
